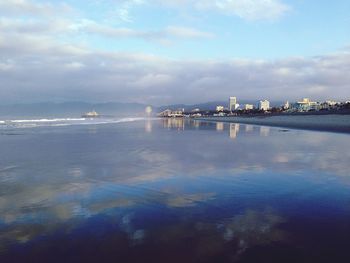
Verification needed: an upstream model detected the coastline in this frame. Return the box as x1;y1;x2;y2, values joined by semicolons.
197;114;350;134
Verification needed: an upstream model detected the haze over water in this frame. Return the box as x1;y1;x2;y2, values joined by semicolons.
1;118;350;262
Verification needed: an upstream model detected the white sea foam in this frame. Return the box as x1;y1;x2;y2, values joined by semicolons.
0;117;146;129
0;165;19;172
10;118;86;123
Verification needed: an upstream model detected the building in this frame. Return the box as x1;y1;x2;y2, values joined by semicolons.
325;100;338;106
292;98;319;112
213;112;226;117
284;101;290;110
258;100;270;111
216;105;224;112
244;104;254;110
318;100;339;110
158;109;172;117
229;97;238;111
157;109;184;117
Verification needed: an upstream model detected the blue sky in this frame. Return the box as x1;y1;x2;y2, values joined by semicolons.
61;0;350;59
0;0;350;104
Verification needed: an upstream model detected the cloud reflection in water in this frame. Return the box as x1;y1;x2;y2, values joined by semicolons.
0;119;350;261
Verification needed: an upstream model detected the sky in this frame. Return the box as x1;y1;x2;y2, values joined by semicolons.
0;0;350;105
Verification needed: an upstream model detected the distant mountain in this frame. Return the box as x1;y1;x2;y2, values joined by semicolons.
0;102;149;119
158;101;227;112
0;100;286;119
158;100;284;112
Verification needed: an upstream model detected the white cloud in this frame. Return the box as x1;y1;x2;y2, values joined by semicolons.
196;0;290;21
131;73;174;88
0;0;71;16
0;0;347;105
0;17;72;34
111;0;145;22
93;0;290;21
165;26;214;38
1;29;350;104
65;62;86;70
85;23;214;41
149;0;290;21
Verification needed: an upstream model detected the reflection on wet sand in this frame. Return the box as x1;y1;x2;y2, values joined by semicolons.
161;118;185;130
245;125;254;132
220;209;286;256
193;120;200;128
1;119;350;262
145;119;152;133
230;123;240;139
260;126;270;137
143;208;286;262
216;122;224;131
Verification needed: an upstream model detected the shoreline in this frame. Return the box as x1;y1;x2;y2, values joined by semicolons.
197;114;350;134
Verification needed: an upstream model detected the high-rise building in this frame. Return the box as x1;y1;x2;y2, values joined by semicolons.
259;100;270;111
229;97;237;111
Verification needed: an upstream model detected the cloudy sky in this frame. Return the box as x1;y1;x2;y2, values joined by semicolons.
0;0;350;105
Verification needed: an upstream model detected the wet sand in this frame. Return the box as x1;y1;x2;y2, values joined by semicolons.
197;114;350;133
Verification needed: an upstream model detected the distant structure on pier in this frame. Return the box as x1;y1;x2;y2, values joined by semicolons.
158;109;184;117
145;106;152;116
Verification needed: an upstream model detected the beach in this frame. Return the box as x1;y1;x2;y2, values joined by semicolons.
198;114;350;133
2;118;350;262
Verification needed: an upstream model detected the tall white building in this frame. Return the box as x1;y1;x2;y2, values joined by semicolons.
229;97;237;111
259;100;270;111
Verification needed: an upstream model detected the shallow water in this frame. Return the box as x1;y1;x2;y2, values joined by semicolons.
1;118;350;262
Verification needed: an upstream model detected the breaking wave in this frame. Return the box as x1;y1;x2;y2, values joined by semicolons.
0;117;146;129
10;118;86;123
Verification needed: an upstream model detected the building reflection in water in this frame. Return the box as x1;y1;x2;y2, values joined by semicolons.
245;124;254;132
145;119;153;133
229;123;240;139
216;122;224;131
158;119;266;140
193;120;200;128
162;118;185;130
260;126;270;137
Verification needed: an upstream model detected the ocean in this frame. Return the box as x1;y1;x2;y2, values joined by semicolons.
1;117;350;262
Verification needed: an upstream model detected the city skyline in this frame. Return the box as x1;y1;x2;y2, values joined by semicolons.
0;0;350;104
